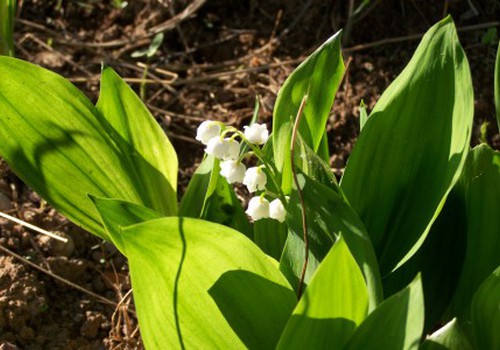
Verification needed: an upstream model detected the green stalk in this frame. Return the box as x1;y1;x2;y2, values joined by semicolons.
0;0;15;56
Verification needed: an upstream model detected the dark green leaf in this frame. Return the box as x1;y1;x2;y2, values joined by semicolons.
280;172;382;309
180;155;252;237
471;266;500;350
495;40;500;132
382;188;467;332
340;17;473;274
447;144;500;321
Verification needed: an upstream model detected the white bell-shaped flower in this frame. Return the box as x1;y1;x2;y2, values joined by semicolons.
220;160;246;184
225;138;241;160
243;123;269;145
269;198;286;223
243;166;267;193
246;196;270;221
205;137;240;160
205;137;229;159
196;121;221;145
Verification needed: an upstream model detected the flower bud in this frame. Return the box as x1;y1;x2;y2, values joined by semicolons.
196;121;221;145
243;166;267;193
269;199;286;223
243;123;269;145
246;196;270;221
220;160;246;184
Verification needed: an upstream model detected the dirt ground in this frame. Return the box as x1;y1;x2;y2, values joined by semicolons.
0;1;499;349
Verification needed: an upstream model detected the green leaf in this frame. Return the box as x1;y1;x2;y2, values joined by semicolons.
447;144;500;321
131;32;164;58
359;100;368;131
280;172;382;309
254;219;288;261
96;66;178;216
340;16;473;274
272;32;344;193
0;57;171;240
382;187;467;332
471;266;500;350
120;217;296;350
179;155;217;217
420;319;473;350
495;40;500;132
0;0;15;56
180;155;252;237
89;196;163;255
344;275;424;350
277;235;369;350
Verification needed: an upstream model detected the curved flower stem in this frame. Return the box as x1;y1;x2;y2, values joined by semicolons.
226;127;287;203
291;95;309;299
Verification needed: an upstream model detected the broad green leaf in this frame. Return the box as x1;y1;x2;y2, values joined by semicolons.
0;0;15;56
96;66;177;216
89;196;163;255
420;319;473;350
382;188;467;332
120;217;296;350
180;155;252;237
340;16;473;274
345;275;424;350
447;144;500;321
280;172;382;309
0;57;169;240
495;41;500;131
471;266;500;350
272;32;344;193
277;235;369;350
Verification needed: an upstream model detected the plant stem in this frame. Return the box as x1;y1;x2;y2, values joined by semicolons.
291;95;309;299
225;127;287;203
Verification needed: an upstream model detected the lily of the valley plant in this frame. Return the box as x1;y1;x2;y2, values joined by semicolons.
0;16;499;350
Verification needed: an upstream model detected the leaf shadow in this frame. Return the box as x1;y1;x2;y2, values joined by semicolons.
208;270;296;350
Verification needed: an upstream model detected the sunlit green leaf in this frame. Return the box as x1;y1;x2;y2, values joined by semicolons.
359;100;368;131
96;66;178;216
0;58;173;240
89;196;163;255
345;275;424;350
340;16;473;274
272;32;344;193
120;217;296;350
471;266;500;350
420;319;473;350
277;235;369;350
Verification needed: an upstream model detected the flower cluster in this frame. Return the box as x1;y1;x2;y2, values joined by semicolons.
196;120;286;223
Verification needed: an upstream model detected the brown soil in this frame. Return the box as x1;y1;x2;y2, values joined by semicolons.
1;1;499;348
